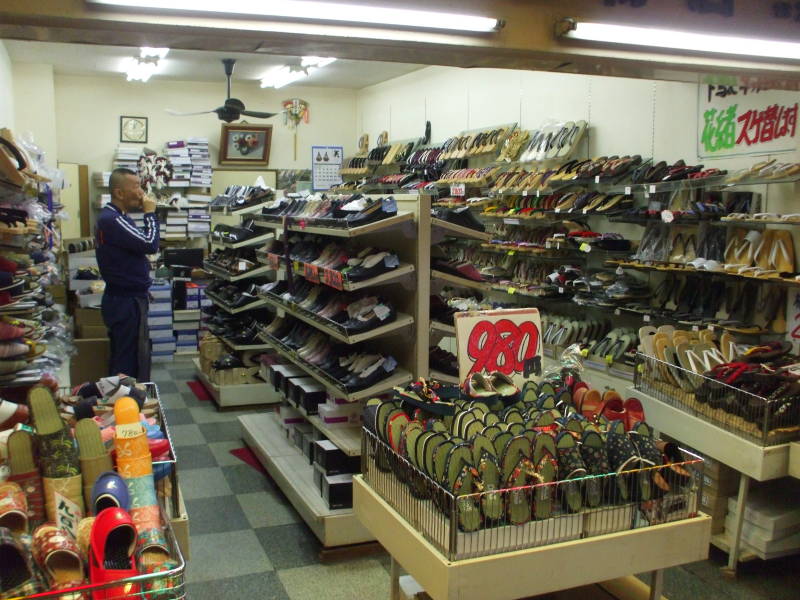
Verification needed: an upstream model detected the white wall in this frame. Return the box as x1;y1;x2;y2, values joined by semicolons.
356;67;800;214
0;42;14;129
54;74;358;184
12;63;58;163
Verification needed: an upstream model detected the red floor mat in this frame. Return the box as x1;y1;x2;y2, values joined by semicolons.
230;446;268;476
186;380;212;402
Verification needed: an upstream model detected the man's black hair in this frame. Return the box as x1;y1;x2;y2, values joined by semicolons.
109;167;137;194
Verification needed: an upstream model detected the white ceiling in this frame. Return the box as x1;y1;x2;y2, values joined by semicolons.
4;40;423;89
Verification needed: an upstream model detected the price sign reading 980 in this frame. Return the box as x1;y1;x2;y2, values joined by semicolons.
454;308;542;389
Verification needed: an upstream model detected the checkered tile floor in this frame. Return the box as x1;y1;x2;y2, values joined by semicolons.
151;358;392;600
153;358;800;600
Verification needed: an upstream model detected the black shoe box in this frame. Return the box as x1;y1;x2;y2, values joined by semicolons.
268;364;305;394
313;439;360;475
323;473;353;509
288;377;327;415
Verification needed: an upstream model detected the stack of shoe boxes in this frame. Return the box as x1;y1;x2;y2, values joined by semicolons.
114;146;140;171
164;141;192;188
698;456;739;534
724;478;800;558
188;137;213;187
149;280;175;362
312;439;359;510
174;308;201;355
164;210;188;240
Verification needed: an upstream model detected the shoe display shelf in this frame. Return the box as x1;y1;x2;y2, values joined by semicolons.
211;230;274;250
631;358;798;573
202;260;274;282
252;210;415;238
265;255;416;292
192;356;280;408
242;193;431;549
206;290;267;314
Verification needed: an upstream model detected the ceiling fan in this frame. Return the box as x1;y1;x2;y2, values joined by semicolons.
166;59;279;123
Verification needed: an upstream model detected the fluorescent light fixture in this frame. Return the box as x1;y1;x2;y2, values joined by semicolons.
560;20;800;61
86;0;501;32
140;46;169;59
301;56;336;68
260;66;310;89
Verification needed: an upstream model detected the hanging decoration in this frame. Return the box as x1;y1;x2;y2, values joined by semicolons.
137;150;173;194
282;98;310;160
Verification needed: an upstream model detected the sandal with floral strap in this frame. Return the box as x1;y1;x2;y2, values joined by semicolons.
532;432;558;520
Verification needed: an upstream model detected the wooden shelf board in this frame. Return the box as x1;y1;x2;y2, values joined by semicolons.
203;262;273;282
430;217;492;241
789;442;800;480
240;413;373;547
429;369;459;385
192;358;280;408
431;270;492;293
632;389;790;481
261;335;412;401
252;211;414;238
212;231;274;249
259;294;414;344
430;321;455;336
354;476;711;600
208;293;267;314
308;415;362;457
219;336;272;352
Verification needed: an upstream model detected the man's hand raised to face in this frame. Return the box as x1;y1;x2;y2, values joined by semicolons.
142;194;157;214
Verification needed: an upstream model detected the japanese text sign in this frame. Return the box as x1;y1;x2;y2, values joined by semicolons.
699;81;800;158
454;307;542;390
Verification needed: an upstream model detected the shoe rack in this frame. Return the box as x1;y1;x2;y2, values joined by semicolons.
193;208;279;407
239;192;430;548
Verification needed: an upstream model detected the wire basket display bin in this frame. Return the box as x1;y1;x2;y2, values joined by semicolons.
361;428;703;562
633;352;800;446
20;383;189;599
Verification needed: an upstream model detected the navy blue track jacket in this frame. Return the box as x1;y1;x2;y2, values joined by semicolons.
95;204;160;298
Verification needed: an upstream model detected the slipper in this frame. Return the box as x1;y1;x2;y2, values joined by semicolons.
606;420;641;502
579;430;611;508
0;398;28;430
505;454;534;525
29;385;84;521
0;481;28;536
6;430;45;527
555;431;586;513
31;523;87;596
0;527;46;597
629;422;670;496
75;419;114;511
475;447;503;521
89;507;139;599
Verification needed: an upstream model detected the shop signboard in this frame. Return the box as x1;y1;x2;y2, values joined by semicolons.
698;81;799;158
454;307;542;390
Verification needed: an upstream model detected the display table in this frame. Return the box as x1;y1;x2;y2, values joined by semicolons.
354;476;711;600
632;389;792;571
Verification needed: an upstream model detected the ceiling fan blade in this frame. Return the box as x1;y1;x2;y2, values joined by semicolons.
165;109;216;116
240;110;278;119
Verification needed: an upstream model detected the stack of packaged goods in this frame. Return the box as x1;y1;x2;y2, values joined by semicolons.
188;137;212;187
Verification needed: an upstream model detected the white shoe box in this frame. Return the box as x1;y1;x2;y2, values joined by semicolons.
726;478;800;538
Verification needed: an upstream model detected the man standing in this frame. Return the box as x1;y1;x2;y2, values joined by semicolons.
95;167;159;380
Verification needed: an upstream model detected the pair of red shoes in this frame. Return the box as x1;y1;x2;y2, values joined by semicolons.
573;384;645;431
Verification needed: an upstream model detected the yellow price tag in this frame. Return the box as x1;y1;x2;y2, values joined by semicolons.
508;250;516;256
605;354;614;365
580;243;591;253
580;348;589;358
507;287;517;295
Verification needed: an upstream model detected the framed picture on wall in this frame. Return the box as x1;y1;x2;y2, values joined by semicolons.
120;116;148;143
219;124;272;166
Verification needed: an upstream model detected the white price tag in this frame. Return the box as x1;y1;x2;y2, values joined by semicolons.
614;309;621;316
558;287;564;294
55;492;83;541
554;208;561;213
643;315;651;322
692;325;699;331
595;175;600;183
374;304;391;321
661;210;675;223
116;423;143;439
536;190;541;197
649;185;657;194
545;241;552;249
707;324;715;331
450;184;466;197
522;190;528;196
504;218;521;225
625;186;632;195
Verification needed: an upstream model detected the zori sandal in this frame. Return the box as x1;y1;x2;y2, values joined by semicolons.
7;429;45;527
29;385;84;521
629;422;670;497
606;420;642;502
580;430;611;508
532;432;558;520
555;431;587;513
75;419;114;511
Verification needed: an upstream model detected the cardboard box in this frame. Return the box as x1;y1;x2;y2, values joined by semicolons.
70;338;110;383
701;464;739;497
699;489;729;534
322;473;353;509
74;307;104;327
78;324;107;338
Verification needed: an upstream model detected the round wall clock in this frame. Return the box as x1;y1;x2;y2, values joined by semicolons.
120;116;148;143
